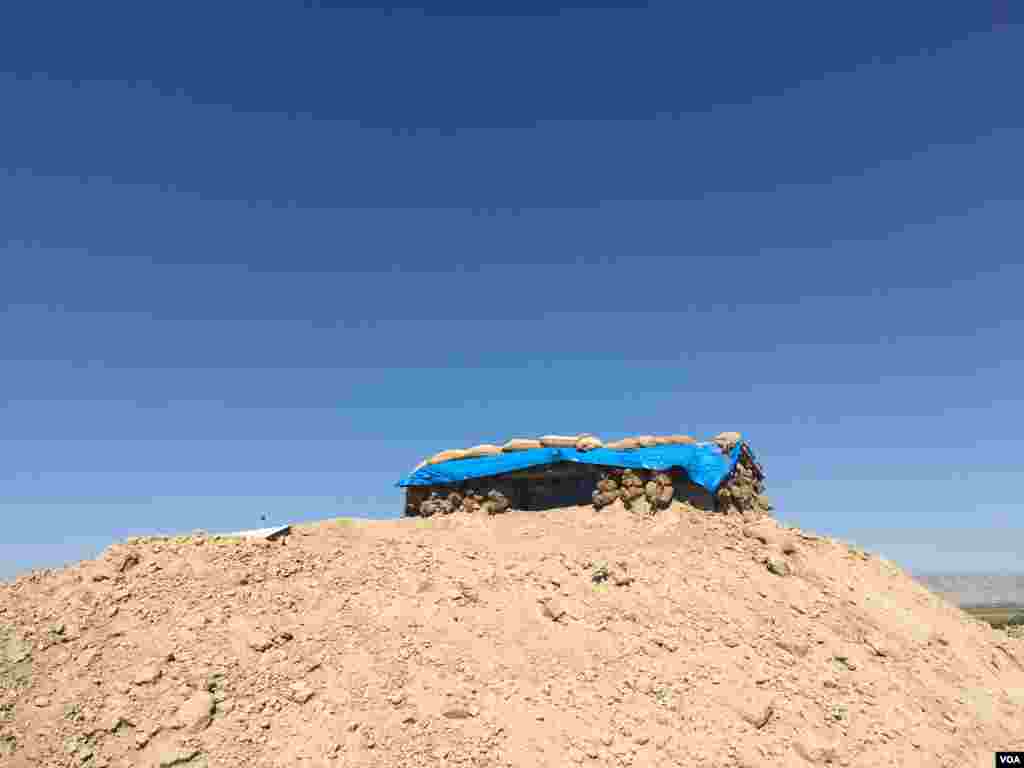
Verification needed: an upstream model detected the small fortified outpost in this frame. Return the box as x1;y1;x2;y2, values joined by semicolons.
398;431;770;520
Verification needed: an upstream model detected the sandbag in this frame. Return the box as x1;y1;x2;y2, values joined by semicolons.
501;438;543;452
539;434;586;448
713;431;742;450
575;436;604;452
427;448;469;465
463;444;503;458
605;438;640;450
664;434;697;445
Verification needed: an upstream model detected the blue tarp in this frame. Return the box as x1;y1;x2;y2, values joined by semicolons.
397;441;744;493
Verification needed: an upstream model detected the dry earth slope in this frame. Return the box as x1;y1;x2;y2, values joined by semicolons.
2;504;1024;768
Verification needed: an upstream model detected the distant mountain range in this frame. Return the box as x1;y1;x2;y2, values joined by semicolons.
914;573;1024;608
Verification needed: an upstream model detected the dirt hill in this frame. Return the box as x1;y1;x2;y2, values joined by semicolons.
2;505;1023;768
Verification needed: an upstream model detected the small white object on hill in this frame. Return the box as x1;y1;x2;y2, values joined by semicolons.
223;525;291;541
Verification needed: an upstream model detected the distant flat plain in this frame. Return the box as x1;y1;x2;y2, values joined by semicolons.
916;573;1024;626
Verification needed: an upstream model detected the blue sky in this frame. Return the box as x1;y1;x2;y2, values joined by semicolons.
2;2;1023;578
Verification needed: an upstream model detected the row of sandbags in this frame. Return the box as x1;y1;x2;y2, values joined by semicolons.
415;431;743;470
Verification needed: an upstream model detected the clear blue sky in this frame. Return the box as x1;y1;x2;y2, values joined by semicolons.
2;2;1023;579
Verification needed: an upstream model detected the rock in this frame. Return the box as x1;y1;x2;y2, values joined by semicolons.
792;733;840;765
740;700;774;729
173;692;215;733
538;597;567;622
289;683;315;703
610;564;634;586
446;491;464;512
134;665;162;685
864;633;888;657
155;745;202;767
644;481;659;501
627;496;652;516
247;633;273;652
621;484;644;502
442;708;473;719
765;556;790;577
743;523;780;546
104;713;133;732
656;486;674;509
776;639;810;658
118;553;141;573
833;654;858;671
34;696;51;708
485;489;510;515
501;439;543;452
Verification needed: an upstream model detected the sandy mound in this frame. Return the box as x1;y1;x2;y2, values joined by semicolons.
2;507;1023;768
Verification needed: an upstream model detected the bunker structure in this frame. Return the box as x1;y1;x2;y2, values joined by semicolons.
397;432;770;520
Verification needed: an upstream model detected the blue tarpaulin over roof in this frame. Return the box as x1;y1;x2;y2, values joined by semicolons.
397;441;744;493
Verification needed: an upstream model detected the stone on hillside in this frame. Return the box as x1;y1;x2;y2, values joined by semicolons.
742;523;780;546
155;745;202;768
290;683;315;703
173;692;215;733
133;665;162;685
765;556;790;577
247;633;274;652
